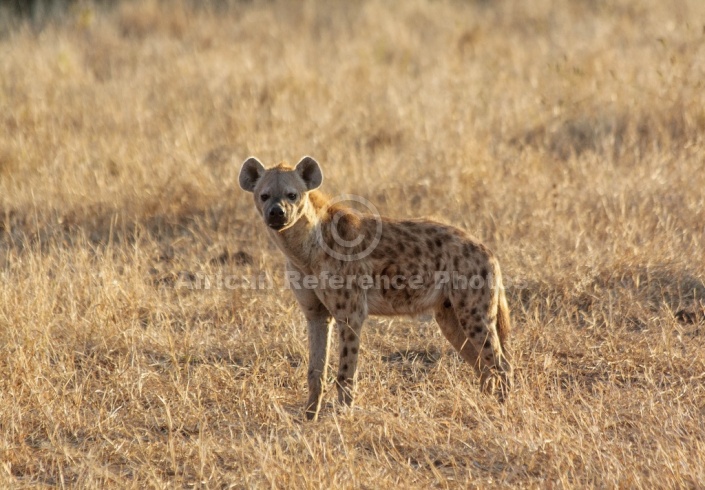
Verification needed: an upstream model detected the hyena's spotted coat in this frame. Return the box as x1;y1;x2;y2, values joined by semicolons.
239;156;513;420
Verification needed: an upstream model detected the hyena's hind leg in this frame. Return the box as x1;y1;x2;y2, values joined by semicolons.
434;300;482;367
439;289;513;400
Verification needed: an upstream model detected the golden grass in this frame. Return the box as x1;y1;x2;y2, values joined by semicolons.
1;0;704;487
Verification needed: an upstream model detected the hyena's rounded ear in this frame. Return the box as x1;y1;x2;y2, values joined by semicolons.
295;156;323;191
239;157;266;192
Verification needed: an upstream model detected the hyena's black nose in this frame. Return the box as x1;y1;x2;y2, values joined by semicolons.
267;205;286;229
269;206;285;218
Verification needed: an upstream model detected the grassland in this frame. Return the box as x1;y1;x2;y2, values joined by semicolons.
1;0;704;487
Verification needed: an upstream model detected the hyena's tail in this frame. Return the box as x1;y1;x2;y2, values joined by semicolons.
496;285;512;360
493;268;514;397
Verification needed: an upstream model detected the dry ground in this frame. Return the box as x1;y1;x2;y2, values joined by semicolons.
1;0;704;487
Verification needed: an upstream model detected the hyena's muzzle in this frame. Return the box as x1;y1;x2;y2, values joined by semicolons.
264;200;287;230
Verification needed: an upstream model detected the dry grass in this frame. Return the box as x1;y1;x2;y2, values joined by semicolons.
1;0;704;487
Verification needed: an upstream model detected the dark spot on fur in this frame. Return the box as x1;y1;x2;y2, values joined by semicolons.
444;299;452;308
470;307;477;315
483;338;491;349
474;314;482;323
342;347;348;357
458;298;466;309
473;325;483;334
338;374;345;382
342;364;348;371
351;347;358;354
398;242;406;252
335;213;360;241
344;290;350;299
481;268;488;278
414;245;422;255
426;238;435;249
349;333;356;342
435;238;442;248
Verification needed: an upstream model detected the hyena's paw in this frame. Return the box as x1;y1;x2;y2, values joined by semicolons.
335;381;355;409
480;366;513;402
305;406;318;421
305;393;325;421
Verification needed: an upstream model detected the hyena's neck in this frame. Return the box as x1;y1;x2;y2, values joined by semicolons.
271;191;328;270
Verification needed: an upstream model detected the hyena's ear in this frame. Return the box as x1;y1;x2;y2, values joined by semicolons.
239;157;266;192
295;156;323;191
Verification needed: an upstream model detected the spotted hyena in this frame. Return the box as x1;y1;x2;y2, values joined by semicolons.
239;156;513;420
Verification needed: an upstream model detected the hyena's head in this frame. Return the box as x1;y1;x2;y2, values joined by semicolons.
238;156;323;231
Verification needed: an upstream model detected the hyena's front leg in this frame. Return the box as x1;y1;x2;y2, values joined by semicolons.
305;309;334;420
334;306;366;407
289;266;334;420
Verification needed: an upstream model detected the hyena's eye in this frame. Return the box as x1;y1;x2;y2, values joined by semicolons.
260;194;270;202
287;193;297;201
